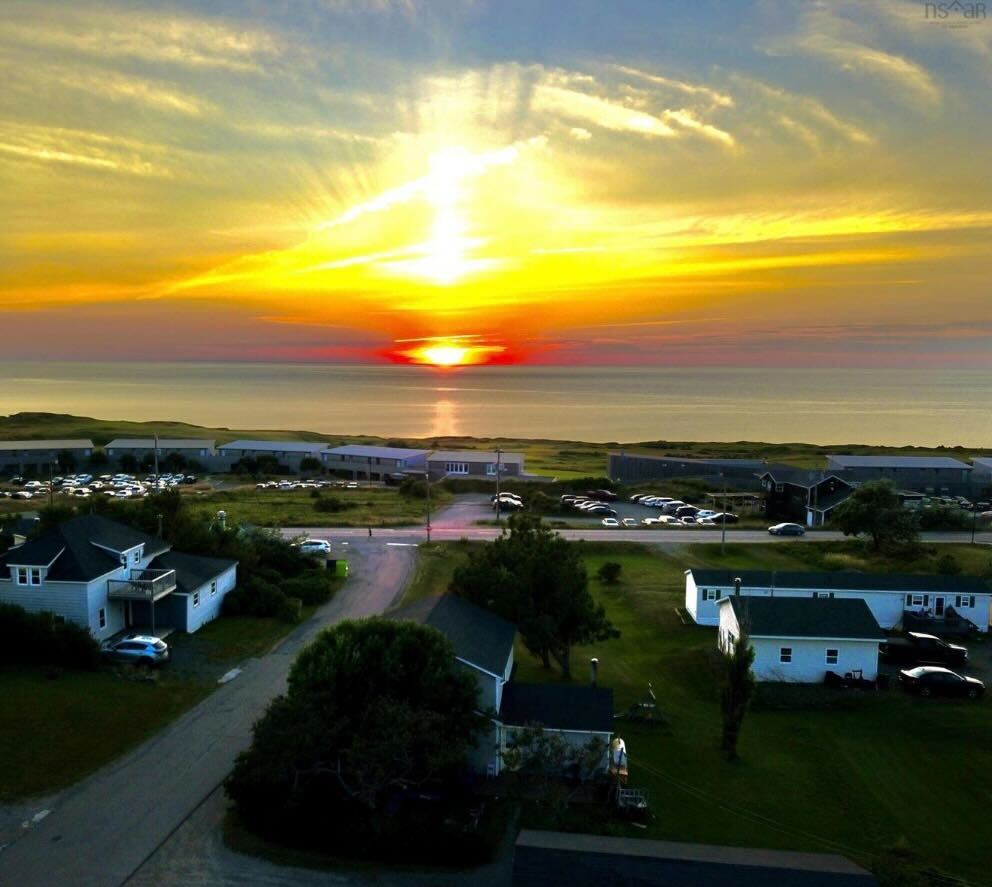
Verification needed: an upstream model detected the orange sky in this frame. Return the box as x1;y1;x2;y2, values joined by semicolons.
1;1;990;366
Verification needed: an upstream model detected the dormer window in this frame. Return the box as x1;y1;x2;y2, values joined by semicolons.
16;567;41;586
132;548;142;566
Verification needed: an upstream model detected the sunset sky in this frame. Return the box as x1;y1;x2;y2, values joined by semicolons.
1;0;990;366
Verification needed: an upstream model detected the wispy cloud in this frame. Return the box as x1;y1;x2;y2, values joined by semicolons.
612;64;735;107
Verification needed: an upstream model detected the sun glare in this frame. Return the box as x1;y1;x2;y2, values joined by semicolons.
420;343;469;366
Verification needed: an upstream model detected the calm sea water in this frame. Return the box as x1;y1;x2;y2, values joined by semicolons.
0;362;989;447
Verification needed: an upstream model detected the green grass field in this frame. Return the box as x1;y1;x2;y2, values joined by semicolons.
400;540;992;884
182;486;448;528
0;668;209;800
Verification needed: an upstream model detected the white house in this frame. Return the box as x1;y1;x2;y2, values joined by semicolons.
717;595;885;683
389;594;613;776
0;514;236;640
685;569;990;634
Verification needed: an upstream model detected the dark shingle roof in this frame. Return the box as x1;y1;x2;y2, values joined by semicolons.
690;569;990;594
724;596;884;640
150;551;236;594
760;470;850;489
389;594;516;676
499;683;614;733
0;515;169;582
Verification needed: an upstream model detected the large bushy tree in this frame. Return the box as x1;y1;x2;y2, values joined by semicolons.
226;619;483;843
450;514;618;678
832;480;919;550
720;613;755;761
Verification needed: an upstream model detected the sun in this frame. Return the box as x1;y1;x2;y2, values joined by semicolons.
419;343;469;366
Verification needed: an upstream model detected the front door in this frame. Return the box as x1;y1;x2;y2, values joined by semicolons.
934;596;945;618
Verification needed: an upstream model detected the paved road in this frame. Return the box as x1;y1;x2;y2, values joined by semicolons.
0;541;416;887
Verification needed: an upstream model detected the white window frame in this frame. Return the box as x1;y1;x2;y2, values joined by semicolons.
813;591;835;599
955;595;975;609
16;567;28;585
779;647;793;664
486;463;498;476
132;549;142;566
702;588;722;602
445;462;468;475
907;593;928;607
825;648;839;665
98;608;107;629
29;568;40;586
210;579;218;597
192;590;200;608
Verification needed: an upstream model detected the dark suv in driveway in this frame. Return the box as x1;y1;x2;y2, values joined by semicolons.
899;666;984;699
103;635;170;668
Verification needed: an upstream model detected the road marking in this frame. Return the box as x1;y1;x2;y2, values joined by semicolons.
217;668;242;685
386;542;417;547
20;810;51;829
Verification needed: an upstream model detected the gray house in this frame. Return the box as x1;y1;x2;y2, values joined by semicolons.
0;515;236;640
608;452;775;489
0;440;95;475
324;445;430;480
826;455;972;495
389;594;613;776
427;450;524;481
104;438;216;465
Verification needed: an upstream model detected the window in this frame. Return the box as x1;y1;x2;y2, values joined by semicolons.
955;595;976;609
906;594;928;607
779;647;793;664
445;462;468;475
29;568;40;585
825;648;839;665
192;590;200;608
813;591;835;599
98;608;107;629
486;463;498;476
16;567;40;585
775;483;784;492
702;588;722;601
16;567;27;585
210;580;217;597
725;631;736;651
132;549;141;566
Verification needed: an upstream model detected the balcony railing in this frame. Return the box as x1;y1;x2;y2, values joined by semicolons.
107;568;176;601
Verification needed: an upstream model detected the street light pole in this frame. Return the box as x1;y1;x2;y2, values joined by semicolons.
721;474;727;555
425;469;432;544
495;447;502;525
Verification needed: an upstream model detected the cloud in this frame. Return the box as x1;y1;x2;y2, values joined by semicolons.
612;64;735;107
569;127;592;140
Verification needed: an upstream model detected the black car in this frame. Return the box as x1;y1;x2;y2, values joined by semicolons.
768;523;805;536
899;666;984;699
881;633;968;667
710;512;739;524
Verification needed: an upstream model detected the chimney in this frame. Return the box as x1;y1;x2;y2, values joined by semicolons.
590;657;599;687
734;577;742;597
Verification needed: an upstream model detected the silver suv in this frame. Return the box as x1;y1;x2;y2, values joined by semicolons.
103;635;170;667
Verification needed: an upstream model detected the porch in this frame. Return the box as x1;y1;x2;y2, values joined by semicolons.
901;609;978;638
107;568;177;602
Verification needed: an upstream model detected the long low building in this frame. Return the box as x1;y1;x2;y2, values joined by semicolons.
216;439;330;470
0;439;95;474
826;455;972;495
323;444;430;480
427;450;525;480
104;438;216;463
686;569;990;634
717;595;885;683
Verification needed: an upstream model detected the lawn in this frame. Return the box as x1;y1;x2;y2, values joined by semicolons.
183;485;450;528
0;668;210;800
401;540;992;884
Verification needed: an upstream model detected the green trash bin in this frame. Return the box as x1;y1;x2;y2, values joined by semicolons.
334;559;349;578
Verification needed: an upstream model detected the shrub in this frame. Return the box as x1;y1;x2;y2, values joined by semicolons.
0;603;101;671
596;562;623;584
314;496;352;513
936;553;961;575
281;571;336;606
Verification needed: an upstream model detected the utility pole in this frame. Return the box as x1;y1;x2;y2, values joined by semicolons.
49;461;54;508
495;446;502;525
721;474;727;555
368;456;373;488
153;433;159;478
425;469;432;543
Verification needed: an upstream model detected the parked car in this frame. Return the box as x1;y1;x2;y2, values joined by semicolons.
12;491;33;499
621;518;639;528
710;512;739;524
768;523;805;536
881;633;968;666
102;635;170;668
898;666;984;699
695;509;718;520
299;539;332;555
680;516;698;525
601;518;620;527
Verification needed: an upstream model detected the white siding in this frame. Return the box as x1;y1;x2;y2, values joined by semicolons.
684;570;699;622
750;637;879;683
183;564;237;633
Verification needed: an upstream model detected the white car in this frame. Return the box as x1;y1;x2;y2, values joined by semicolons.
696;510;718;520
621;518;639;528
24;480;45;489
12;491;33;499
601;517;620;527
299;539;332;555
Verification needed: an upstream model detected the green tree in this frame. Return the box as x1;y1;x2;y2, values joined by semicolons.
596;562;623;585
56;449;77;473
720;613;756;761
226;619;483;835
299;456;322;473
832;480;919;550
450;514;618;678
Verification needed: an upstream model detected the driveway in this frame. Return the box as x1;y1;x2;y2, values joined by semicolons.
0;541;416;887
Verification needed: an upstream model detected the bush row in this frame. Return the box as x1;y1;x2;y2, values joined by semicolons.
0;602;101;670
221;569;336;621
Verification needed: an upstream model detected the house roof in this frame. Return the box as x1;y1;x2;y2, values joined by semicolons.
105;438;214;449
326;445;430;459
828;455;971;470
760;470;850;489
609;453;771;468
0;515;169;582
499;683;614;733
689;568;990;595
809;489;853;513
388;594;517;676
218;440;328;454
512;830;876;886
150;550;236;594
0;439;94;452
430;450;525;464
722;596;884;641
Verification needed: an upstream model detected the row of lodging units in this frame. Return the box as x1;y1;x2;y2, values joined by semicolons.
685;568;991;682
0;438;528;480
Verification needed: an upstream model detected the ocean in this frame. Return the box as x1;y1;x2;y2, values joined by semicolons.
0;362;989;447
